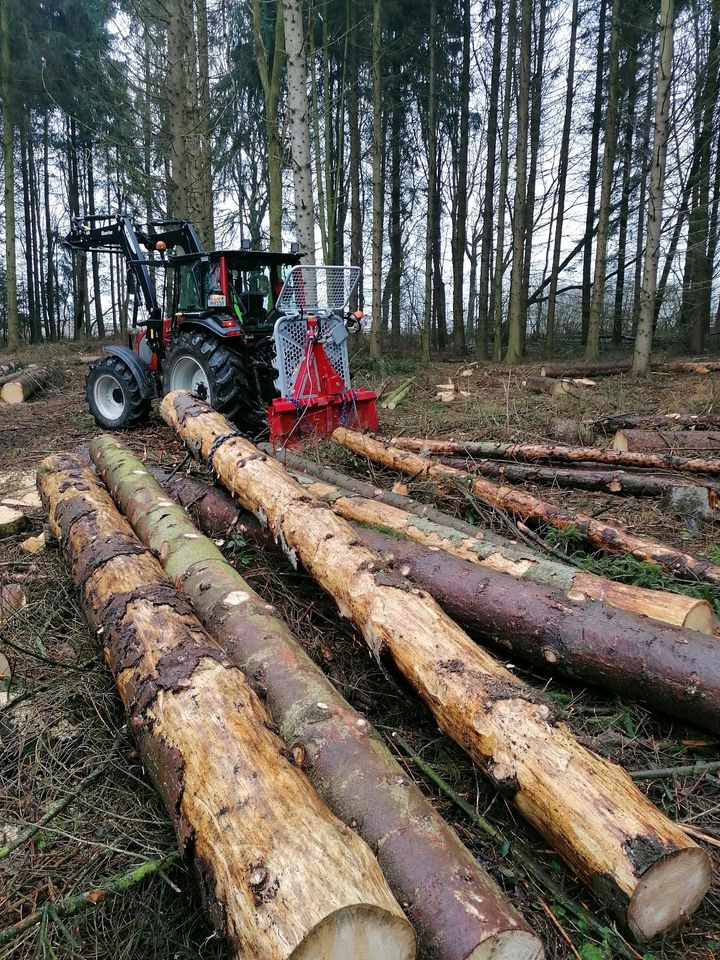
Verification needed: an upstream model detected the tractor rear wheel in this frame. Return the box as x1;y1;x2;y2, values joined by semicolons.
164;330;265;432
86;357;151;430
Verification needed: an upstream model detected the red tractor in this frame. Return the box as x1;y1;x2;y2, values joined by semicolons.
64;214;378;444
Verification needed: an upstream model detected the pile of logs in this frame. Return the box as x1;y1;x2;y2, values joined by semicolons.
28;387;720;956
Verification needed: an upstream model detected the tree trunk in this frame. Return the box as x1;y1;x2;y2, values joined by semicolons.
369;0;383;357
166;0;190;219
491;0;517;360
334;430;720;585
632;35;656;332
592;412;720;434
477;0;502;360
389;63;402;342
252;0;285;251
388;434;720;478
161;391;713;943
504;0;531;364
86;145;106;339
43;111;56;342
585;0;621;360
0;0;18;350
582;0;608;346
20;126;37;341
37;454;414;960
92;438;541;960
521;374;594;399
348;0;362;308
422;0;438;362
0;360;24;379
544;0;578;359
613;50;639;345
540;358;720;377
613;429;720;453
1;367;51;404
452;0;471;354
283;0;316;262
284;466;713;633
632;0;674;377
359;528;720;735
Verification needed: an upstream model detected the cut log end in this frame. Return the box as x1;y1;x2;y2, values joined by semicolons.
683;600;715;634
627;846;712;942
612;430;629;452
291;905;415;960
467;930;545;960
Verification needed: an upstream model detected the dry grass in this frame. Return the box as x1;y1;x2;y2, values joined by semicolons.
1;348;719;958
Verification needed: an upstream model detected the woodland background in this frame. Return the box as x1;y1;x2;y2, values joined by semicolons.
0;0;718;375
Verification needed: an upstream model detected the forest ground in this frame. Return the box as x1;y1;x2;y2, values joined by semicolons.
1;341;719;960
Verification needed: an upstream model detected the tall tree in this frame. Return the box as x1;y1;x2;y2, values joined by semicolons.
452;0;471;354
612;47;639;345
252;0;285;250
585;0;622;360
1;0;18;349
632;0;675;377
422;0;438;361
369;0;384;357
504;0;531;364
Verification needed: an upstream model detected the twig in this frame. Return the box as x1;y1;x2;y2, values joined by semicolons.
629;759;720;781
0;851;180;944
537;896;582;960
679;824;720;848
389;732;641;960
0;730;127;860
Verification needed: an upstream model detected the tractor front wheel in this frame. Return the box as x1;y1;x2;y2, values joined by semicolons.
86;357;151;430
164;330;265;432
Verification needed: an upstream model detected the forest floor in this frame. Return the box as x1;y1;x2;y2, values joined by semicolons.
1;341;720;960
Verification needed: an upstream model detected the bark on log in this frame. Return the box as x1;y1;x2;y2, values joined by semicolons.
540;359;720;378
267;448;714;633
37;453;415;960
337;431;720;585
93;437;542;960
521;375;594;399
591;413;720;435
613;429;720;453
440;456;720;503
0;359;23;380
149;469;720;733
357;529;720;735
388;435;720;477
161;390;713;942
290;471;714;634
1;366;50;404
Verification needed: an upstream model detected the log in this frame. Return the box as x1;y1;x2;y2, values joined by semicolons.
267;448;715;633
355;529;720;735
613;429;720;453
92;437;542;960
440;456;720;503
0;359;24;380
0;505;27;535
590;413;720;435
158;467;720;734
37;453;415;960
335;431;720;585
0;367;51;404
381;378;414;410
388;435;720;477
540;359;720;378
521;375;594;399
161;390;714;942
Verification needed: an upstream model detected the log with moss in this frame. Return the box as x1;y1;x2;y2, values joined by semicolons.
388;434;720;476
37;453;415;960
149;464;720;735
161;390;713;943
92;436;543;960
341;432;720;585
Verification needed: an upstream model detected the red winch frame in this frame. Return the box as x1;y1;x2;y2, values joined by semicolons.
267;313;379;446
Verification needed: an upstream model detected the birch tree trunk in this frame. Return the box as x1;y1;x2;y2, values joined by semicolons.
161;391;713;943
282;0;316;262
504;0;531;364
632;0;675;377
369;0;384;357
585;0;621;360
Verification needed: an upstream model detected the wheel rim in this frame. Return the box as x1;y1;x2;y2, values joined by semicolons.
94;374;126;421
169;355;211;400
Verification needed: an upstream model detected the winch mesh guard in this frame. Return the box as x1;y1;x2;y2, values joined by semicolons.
276;265;361;314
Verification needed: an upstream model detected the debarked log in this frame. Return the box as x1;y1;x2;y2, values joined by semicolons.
339;431;720;585
36;453;415;960
161;390;713;943
92;435;543;960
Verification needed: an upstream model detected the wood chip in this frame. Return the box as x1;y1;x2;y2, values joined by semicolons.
0;506;27;535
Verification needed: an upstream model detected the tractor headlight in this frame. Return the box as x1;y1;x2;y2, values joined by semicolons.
208;293;227;307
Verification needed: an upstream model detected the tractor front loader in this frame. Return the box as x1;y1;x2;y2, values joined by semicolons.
64;214;378;444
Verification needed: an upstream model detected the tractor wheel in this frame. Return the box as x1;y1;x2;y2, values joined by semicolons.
164;330;266;432
86;357;151;430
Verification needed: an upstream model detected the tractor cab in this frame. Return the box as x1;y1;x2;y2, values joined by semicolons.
171;250;301;340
